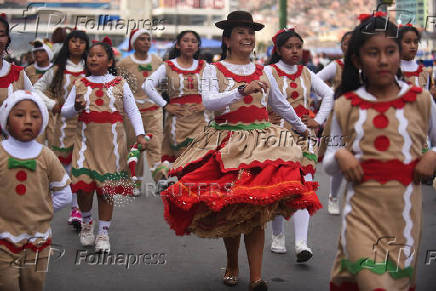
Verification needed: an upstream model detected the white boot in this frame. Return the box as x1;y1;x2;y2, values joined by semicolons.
271;233;287;254
327;194;340;215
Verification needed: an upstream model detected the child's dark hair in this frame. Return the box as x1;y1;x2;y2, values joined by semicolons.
85;41;118;76
266;30;304;65
168;31;201;60
335;16;402;99
398;25;421;42
340;31;353;44
50;30;89;100
0;17;11;54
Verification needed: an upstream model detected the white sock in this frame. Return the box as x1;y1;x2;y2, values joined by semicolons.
71;193;79;209
82;211;92;224
293;209;310;243
330;173;343;199
98;220;111;235
271;215;284;236
293;173;312;244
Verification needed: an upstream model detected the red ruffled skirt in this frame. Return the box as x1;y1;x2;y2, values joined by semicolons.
161;125;322;238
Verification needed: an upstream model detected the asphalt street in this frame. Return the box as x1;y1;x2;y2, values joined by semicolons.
45;164;436;291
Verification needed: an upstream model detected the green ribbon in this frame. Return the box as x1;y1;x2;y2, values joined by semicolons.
51;145;74;152
138;64;152;72
35;69;47;75
303;152;318;163
209;121;271;131
8;157;37;171
170;138;194;151
341;258;413;280
422;147;429;154
72;168;128;182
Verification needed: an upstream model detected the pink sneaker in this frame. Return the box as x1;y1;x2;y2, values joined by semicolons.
67;207;82;231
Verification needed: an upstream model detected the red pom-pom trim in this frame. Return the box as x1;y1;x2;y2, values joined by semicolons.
80;76;122;89
344;86;421;112
166;60;205;75
213;62;263;83
403;65;423;78
271;64;304;80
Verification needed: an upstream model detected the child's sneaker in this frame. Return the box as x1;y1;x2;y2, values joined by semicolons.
133;180;142;197
327;194;340;215
295;240;313;263
68;207;82;231
79;222;95;247
95;234;110;253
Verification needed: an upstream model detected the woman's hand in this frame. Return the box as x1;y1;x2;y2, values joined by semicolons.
413;151;436;184
188;103;205;113
165;104;187;117
136;135;148;151
301;116;320;129
242;80;269;95
74;94;86;112
335;149;363;184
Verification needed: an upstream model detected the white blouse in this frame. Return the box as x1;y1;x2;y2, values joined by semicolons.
316;59;341;82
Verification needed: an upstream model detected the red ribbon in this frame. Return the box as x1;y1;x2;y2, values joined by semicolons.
272;27;295;54
92;36;112;46
399;23;414;28
358;11;387;23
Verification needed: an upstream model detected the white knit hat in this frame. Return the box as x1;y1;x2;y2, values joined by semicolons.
32;41;54;62
0;90;49;135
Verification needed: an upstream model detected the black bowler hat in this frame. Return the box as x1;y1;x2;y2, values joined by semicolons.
215;10;264;31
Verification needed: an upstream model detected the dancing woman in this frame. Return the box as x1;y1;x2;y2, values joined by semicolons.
160;11;321;290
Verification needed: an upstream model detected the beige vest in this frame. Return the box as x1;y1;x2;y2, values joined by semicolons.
270;64;313;123
165;59;206;99
74;76;126;115
403;65;432;89
118;54;162;100
0;145;70;254
213;62;270;126
25;65;46;85
335;86;430;162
